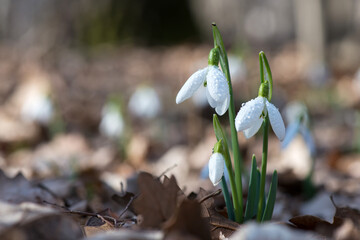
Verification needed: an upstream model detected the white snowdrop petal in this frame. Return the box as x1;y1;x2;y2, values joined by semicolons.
235;97;265;131
206;66;229;102
209;153;225;186
244;117;263;139
215;94;230;116
176;67;207;104
206;86;217;108
266;100;286;141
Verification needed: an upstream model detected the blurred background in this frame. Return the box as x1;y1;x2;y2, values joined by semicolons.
0;0;360;203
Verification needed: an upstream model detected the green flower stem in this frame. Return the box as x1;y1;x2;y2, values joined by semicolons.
220;176;235;221
213;116;241;223
223;148;241;223
257;115;269;222
228;92;244;223
212;23;243;223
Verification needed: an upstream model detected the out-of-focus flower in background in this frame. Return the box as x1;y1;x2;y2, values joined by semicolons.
128;86;162;119
353;68;360;93
100;101;124;139
228;54;247;82
282;101;315;157
21;92;53;125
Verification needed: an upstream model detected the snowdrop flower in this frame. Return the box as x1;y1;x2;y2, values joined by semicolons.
21;91;53;124
201;160;229;183
128;86;162;119
282;102;316;156
208;152;225;186
353;68;360;94
235;83;285;140
176;47;230;116
100;102;124;138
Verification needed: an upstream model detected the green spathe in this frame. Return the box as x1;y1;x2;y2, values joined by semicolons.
208;47;220;66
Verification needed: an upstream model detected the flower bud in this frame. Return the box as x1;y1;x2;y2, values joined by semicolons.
209;152;225;186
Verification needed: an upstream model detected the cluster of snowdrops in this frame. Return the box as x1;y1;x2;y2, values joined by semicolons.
176;24;286;224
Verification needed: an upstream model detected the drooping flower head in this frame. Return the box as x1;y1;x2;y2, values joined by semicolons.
176;47;230;116
235;81;285;141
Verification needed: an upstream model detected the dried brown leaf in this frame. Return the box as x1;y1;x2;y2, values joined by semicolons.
164;199;211;240
132;172;181;228
289;215;333;230
0;214;83;240
84;220;115;237
196;188;239;239
289;215;342;238
0;170;58;204
332;197;360;227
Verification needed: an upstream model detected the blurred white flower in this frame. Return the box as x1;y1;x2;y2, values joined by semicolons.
100;102;124;138
353;68;360;93
21;91;53;124
208;152;225;186
128;86;161;119
176;66;230;116
235;96;285;140
284;102;309;126
282;102;316;156
228;55;247;82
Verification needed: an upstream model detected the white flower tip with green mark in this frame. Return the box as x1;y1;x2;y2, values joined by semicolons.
209;152;225;186
235;96;285;141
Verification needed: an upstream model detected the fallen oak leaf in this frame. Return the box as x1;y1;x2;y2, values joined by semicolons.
163;199;211;240
0;214;83;240
132;172;181;229
331;195;360;227
289;215;334;231
288;195;360;238
289;215;343;238
112;191;135;212
196;188;240;239
84;217;115;237
0;169;58;204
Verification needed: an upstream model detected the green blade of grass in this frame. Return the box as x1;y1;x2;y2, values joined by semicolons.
261;170;278;222
244;155;260;221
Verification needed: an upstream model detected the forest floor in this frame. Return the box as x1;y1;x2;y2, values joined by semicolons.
0;44;359;239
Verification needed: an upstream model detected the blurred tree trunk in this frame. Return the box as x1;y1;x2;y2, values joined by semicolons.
294;0;325;63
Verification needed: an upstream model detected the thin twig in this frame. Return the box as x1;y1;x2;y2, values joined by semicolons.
65;210;117;225
199;189;222;204
43;200;117;225
118;196;136;218
157;164;177;180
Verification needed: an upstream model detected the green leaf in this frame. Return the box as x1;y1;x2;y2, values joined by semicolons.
213;114;232;170
244;155;260;221
212;23;230;79
213;114;241;222
261;170;278;221
220;176;235;221
259;51;273;101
